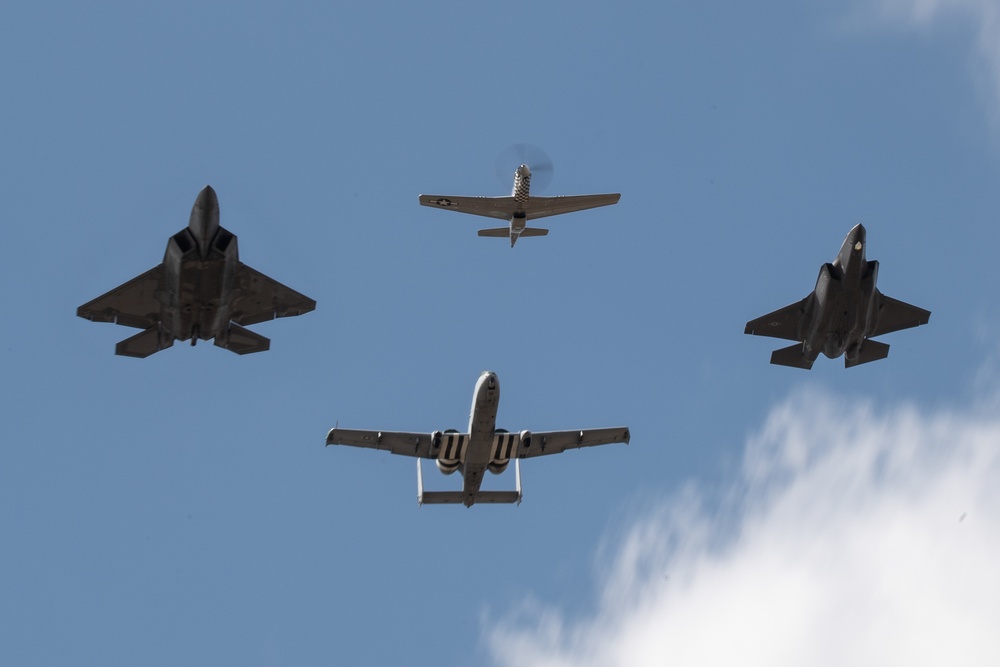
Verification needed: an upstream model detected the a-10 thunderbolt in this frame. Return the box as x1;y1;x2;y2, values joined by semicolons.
78;186;315;357
744;223;930;369
326;371;631;506
419;162;620;247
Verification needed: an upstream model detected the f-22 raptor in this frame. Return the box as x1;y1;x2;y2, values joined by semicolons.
745;224;930;369
419;164;620;247
78;186;315;358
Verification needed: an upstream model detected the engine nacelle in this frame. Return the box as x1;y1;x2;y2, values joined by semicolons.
487;428;520;475
436;428;462;475
519;430;532;451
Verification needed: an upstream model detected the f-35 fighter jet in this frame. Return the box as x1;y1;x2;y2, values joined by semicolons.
326;371;630;506
745;224;930;369
419;164;620;247
78;186;315;358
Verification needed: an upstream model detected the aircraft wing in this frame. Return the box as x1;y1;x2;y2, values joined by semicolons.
419;195;518;220
326;427;438;458
521;193;621;220
870;294;931;337
77;265;165;329
744;299;807;341
229;264;316;326
516;427;630;459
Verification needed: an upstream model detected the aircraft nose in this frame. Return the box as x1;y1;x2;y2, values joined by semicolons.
516;164;531;178
195;185;219;211
849;223;866;250
482;370;498;390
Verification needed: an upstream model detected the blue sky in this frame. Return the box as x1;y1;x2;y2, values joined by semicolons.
2;2;999;665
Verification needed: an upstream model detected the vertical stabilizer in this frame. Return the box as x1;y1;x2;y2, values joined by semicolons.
417;459;424;506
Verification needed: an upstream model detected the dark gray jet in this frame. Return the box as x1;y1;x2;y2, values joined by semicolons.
745;224;930;369
78;186;315;358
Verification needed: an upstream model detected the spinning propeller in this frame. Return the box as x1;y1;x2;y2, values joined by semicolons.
494;143;554;193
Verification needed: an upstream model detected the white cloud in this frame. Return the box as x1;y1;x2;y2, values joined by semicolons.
868;0;1000;123
487;388;1000;667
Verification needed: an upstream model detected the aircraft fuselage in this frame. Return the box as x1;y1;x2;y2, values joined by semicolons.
799;224;880;365
162;186;241;344
506;165;532;245
459;371;501;505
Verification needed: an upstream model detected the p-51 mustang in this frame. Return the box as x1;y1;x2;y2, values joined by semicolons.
419;164;620;247
325;371;630;506
78;186;315;357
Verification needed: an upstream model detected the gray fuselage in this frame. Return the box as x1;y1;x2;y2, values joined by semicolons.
457;371;501;505
799;224;880;365
162;185;240;343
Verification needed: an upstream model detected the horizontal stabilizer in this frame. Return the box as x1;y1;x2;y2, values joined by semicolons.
770;343;814;370
846;339;890;368
116;326;172;358
477;228;549;238
418;491;471;505
417;459;522;506
214;322;270;355
472;491;522;504
477;228;509;237
417;491;522;505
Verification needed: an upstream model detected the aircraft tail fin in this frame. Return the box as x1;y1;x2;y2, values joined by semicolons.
476;227;548;238
417;459;522;506
846;339;890;368
417;490;521;505
474;459;522;504
770;343;814;370
214;322;270;355
116;326;173;358
416;460;466;505
418;491;469;505
477;227;509;237
472;491;522;504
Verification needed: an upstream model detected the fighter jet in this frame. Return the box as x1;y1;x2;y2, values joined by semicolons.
78;186;315;358
745;224;930;369
326;371;630;506
418;164;620;247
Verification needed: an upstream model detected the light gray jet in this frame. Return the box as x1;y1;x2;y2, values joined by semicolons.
419;164;620;247
326;371;631;506
745;224;930;369
78;186;315;357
